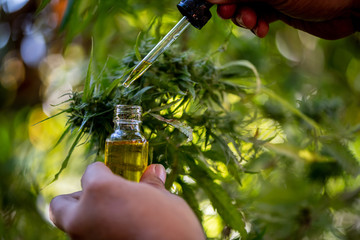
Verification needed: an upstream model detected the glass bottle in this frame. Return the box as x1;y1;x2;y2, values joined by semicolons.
105;105;148;182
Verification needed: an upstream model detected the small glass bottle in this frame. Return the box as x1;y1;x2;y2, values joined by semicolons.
105;105;148;182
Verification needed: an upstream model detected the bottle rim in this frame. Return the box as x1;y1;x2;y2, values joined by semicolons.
114;104;142;123
115;104;142;111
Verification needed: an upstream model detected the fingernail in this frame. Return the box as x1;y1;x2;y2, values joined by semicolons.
154;164;166;184
236;16;246;28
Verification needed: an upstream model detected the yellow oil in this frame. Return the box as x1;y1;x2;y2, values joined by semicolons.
105;140;149;182
123;60;152;87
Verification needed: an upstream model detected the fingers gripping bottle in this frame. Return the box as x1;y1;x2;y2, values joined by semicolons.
105;105;148;182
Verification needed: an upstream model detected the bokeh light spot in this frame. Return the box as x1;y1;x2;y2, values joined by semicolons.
20;33;47;67
28;106;65;151
0;53;25;90
2;0;29;13
275;28;303;63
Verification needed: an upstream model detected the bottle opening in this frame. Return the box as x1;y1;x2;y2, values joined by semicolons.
114;105;142;123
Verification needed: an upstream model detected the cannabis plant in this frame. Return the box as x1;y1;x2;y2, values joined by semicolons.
38;1;360;239
50;37;265;237
48;32;360;238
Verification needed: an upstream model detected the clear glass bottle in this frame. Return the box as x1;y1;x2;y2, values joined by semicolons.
105;105;148;182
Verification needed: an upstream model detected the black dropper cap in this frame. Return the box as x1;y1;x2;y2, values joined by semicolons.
177;0;213;29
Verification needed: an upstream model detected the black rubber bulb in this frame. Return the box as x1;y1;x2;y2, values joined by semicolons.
177;0;213;29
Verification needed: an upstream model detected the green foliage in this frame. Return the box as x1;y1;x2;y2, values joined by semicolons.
52;30;360;238
4;0;360;239
185;154;247;237
0;111;67;240
51;39;261;236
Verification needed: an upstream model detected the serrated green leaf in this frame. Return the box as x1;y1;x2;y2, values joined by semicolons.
208;134;243;184
178;81;196;100
184;155;247;238
150;113;193;142
322;140;360;176
188;85;196;100
149;98;183;112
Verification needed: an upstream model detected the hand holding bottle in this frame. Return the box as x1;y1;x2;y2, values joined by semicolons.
49;162;205;240
208;0;360;39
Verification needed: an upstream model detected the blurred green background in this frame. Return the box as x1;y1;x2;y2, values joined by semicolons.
1;0;360;239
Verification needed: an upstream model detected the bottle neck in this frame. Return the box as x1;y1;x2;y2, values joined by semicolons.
113;105;142;133
114;120;141;132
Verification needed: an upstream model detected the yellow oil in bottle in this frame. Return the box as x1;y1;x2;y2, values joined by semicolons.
123;60;152;87
105;140;149;182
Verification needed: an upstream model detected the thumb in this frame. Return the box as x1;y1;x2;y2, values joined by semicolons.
140;164;167;190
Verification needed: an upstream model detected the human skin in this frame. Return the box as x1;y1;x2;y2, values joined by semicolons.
208;0;360;39
49;162;205;240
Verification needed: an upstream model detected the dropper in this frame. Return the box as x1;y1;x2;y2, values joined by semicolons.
122;16;191;87
123;0;213;87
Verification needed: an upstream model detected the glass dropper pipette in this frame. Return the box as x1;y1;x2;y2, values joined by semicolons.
122;0;213;88
123;16;191;87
